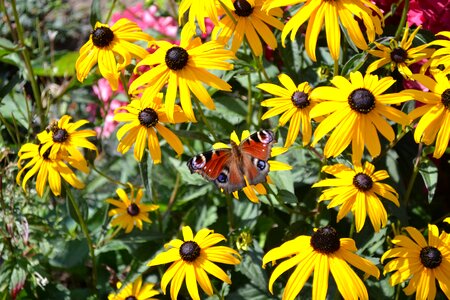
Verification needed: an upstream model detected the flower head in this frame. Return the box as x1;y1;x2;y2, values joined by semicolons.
108;276;159;300
76;18;152;90
312;161;399;232
258;74;319;147
212;0;284;56
262;226;380;300
106;186;159;233
212;130;291;203
382;224;450;299
148;226;240;300
404;72;450;158
367;24;433;79
310;71;410;162
129;28;235;122
423;31;450;76
37;115;97;164
178;0;224;33
263;0;383;61
16;143;87;197
114;91;187;162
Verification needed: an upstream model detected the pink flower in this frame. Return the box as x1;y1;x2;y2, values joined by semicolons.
111;3;178;38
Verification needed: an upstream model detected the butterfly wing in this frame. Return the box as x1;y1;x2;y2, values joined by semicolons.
187;149;246;193
240;130;274;186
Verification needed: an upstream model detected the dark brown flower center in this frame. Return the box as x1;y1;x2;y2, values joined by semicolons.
234;0;253;17
353;173;373;191
179;241;201;262
420;246;442;269
125;296;137;300
52;128;69;143
291;91;310;109
390;47;408;64
310;226;340;254
441;88;450;109
165;46;189;70
127;203;140;216
348;88;375;114
91;26;114;48
138;108;159;127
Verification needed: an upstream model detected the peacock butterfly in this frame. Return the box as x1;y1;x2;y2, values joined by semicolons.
187;130;274;193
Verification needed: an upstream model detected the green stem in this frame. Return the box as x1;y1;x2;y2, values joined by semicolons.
65;185;98;292
403;142;422;206
9;0;45;127
120;73;132;102
92;165;128;187
394;0;409;41
226;194;234;231
194;99;218;141
333;59;339;76
246;71;253;127
104;0;118;24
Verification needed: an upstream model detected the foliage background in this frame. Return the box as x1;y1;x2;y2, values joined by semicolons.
0;0;449;299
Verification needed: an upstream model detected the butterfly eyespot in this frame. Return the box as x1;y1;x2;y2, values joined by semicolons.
257;130;274;144
217;173;228;183
256;160;266;170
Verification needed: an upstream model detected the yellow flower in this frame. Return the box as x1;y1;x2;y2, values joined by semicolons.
148;226;240;300
262;226;380;300
114;91;187;163
257;74;319;147
367;24;433;79
106;186;159;234
263;0;383;61
108;276;159;300
178;0;224;33
312;161;399;232
212;0;284;57
16;143;87;197
382;224;450;299
423;31;450;76
310;71;410;162
404;72;450;158
37;115;97;164
76;18;152;90
213;130;292;203
128;27;235;122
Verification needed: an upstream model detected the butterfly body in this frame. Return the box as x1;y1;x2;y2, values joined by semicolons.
187;130;274;193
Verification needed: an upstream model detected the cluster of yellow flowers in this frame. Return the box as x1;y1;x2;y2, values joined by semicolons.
15;0;450;299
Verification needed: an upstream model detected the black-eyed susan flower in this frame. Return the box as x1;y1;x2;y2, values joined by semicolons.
16;143;87;197
404;72;450;158
312;161;399;232
76;18;152;90
309;71;410;162
367;24;433;79
37;115;97;164
262;226;380;300
106;186;159;233
178;0;224;33
128;28;235;122
382;224;450;299
212;0;284;57
212;130;292;203
148;226;240;300
114;91;187;163
423;31;450;75
257;74;319;147
108;276;159;300
263;0;383;61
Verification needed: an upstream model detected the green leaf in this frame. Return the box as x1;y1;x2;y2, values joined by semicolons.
419;159;438;203
0;37;17;51
341;53;367;76
90;0;101;27
235;242;268;291
50;239;89;268
233;200;260;229
31;51;78;77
